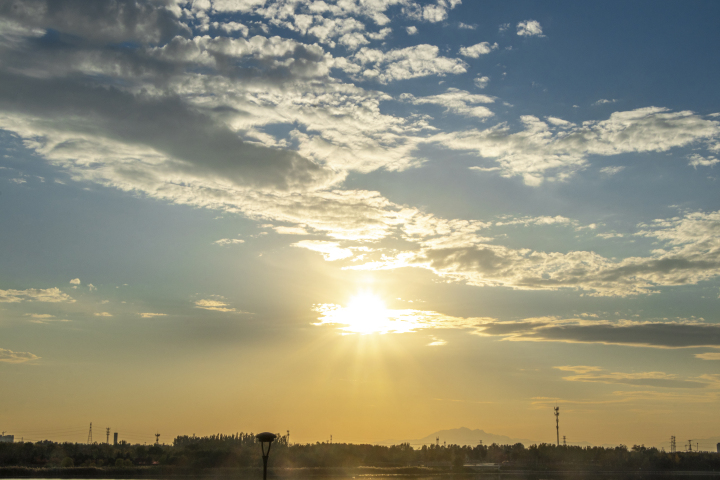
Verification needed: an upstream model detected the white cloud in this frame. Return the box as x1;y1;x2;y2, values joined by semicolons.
516;20;543;37
69;278;81;285
139;312;167;318
474;76;489;89
350;44;467;83
88;283;96;291
195;299;237;312
292;240;354;261
94;312;113;317
406;26;418;35
688;154;719;168
458;22;475;30
273;226;309;235
0;287;75;303
24;313;68;324
458;42;498;58
594;98;618;105
402;88;494;119
428;107;720;185
600;166;626;175
498;23;510;32
214;238;245;246
0;347;40;363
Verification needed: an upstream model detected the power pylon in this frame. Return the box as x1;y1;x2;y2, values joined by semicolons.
554;406;560;446
155;433;160;445
87;423;93;444
670;436;676;453
436;436;439;447
106;428;110;444
563;436;567;446
688;440;692;452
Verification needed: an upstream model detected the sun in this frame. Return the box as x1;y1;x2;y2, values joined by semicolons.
314;292;416;335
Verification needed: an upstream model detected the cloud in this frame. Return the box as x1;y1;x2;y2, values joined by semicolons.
0;287;74;303
69;278;80;285
600;166;625;175
554;365;712;389
214;238;245;246
474;76;489;89
273;226;309;235
696;352;720;360
402;88;494;119
428;108;720;185
293;240;354;261
0;347;40;363
194;299;237;313
516;20;543;37
473;317;720;349
688;153;719;168
24;313;69;324
458;42;498;58
406;26;418;35
88;283;96;291
139;312;166;318
350;44;467;83
1;0;190;44
94;312;113;317
594;99;618;105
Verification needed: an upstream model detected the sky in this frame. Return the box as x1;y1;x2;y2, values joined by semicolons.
1;0;720;449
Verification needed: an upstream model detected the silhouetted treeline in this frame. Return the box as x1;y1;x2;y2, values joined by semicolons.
1;434;719;472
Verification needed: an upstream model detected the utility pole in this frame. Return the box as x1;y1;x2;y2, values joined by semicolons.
106;428;110;444
688;440;692;452
554;406;560;446
436;437;439;447
287;430;290;446
87;423;93;444
670;436;676;453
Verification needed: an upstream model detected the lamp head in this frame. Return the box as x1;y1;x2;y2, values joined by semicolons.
256;432;277;443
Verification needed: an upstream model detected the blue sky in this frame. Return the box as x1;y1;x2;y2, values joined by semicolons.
1;0;720;448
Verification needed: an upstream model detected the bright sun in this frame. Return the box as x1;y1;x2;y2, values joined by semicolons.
314;292;417;335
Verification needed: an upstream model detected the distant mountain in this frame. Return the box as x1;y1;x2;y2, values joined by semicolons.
379;427;539;447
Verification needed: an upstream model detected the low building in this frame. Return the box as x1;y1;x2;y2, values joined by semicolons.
0;435;13;443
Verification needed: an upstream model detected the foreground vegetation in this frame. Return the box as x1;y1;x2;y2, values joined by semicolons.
0;432;719;474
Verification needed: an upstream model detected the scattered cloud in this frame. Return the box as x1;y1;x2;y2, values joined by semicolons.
0;287;75;303
214;238;245;246
458;42;498;58
695;352;720;360
194;299;237;313
594;99;618;105
293;240;354;261
88;284;96;291
517;20;543;37
406;26;418;35
555;365;713;389
69;278;81;285
139;313;166;318
688;154;719;168
474;76;490;89
458;22;476;30
349;44;467;83
600;166;626;175
24;313;69;324
402;88;494;119
94;312;113;317
498;23;510;32
0;347;40;363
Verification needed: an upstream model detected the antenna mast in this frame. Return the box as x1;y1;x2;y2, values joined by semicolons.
554;407;560;446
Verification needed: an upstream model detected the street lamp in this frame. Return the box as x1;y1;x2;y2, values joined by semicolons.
256;432;277;480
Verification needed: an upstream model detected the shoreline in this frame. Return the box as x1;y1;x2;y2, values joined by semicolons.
1;466;719;479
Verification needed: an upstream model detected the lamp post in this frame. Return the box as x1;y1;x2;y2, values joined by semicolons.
256;432;277;480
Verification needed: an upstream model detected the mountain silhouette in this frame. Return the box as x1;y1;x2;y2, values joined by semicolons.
379;427;538;447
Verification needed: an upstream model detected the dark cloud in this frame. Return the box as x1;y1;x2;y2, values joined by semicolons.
0;0;189;44
0;72;335;191
477;319;720;349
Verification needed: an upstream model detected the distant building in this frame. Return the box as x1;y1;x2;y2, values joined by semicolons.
0;435;13;443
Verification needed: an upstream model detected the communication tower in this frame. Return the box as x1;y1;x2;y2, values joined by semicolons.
670;436;676;453
87;423;93;444
688;440;692;452
554;406;560;446
155;433;160;445
106;428;110;444
287;430;290;446
563;435;567;446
